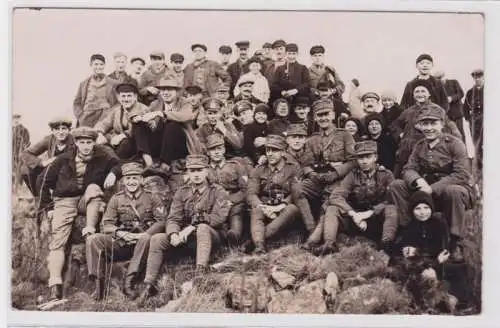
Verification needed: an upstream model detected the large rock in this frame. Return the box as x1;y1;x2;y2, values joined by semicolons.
224;273;272;312
267;290;294;313
271;267;296;289
324;272;340;297
267;280;327;314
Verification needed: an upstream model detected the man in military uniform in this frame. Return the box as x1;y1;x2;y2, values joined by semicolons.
42;127;120;302
463;69;484;167
285;124;311;167
214;83;234;120
227;41;251;96
206;134;249;245
138;155;231;302
389;105;474;262
308;141;397;255
247;135;315;254
86;162;166;300
308;45;345;100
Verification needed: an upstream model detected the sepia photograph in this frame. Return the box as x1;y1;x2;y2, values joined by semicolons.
10;4;485;319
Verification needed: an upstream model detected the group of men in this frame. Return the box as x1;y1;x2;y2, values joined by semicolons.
14;39;484;307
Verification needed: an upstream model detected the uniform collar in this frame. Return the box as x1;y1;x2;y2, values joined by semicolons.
269;158;285;172
210;159;226;169
320;126;335;136
360;167;377;179
191;182;208;195
124;188;143;200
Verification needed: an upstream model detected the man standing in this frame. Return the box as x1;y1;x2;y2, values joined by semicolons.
263;39;287;83
108;52;138;85
271;43;311;104
12;113;30;185
433;71;465;138
227;41;251;96
73;54;118;127
86;162;166;300
42;127;120;302
261;42;274;72
167;53;185;88
138;155;231;302
219;45;233;72
400;54;449;111
129;57;146;82
308;45;345;100
138;51;171;106
184;43;231;97
463;69;484;166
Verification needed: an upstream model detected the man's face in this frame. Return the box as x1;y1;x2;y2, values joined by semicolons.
263;47;272;59
131;61;145;75
150;57;165;71
254;112;267;124
240;83;253;96
114;56;127;72
220;53;231;64
294;105;310;120
413;203;432;222
208;145;225;162
215;90;230;102
367;120;383;136
238;47;249;60
315;111;334;129
207;110;222;125
159;88;178;103
75;138;95;156
118;92;138;109
123;174;142;193
193;48;206;61
381;98;395;109
187;167;207;185
185;92;202;107
416;119;444;140
357;153;377;172
474;75;484;88
344;120;359;136
91;59;105;75
318;89;332;99
266;147;283;165
286;51;298;62
416;59;433;75
12;117;20;126
413;86;431;104
274;47;286;60
286;135;306;151
249;62;261;74
275;102;289;117
171;61;183;72
52;125;70;142
363;98;378;113
311;53;324;66
239;110;254;125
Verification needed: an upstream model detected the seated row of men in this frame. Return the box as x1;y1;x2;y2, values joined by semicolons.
20;91;475;305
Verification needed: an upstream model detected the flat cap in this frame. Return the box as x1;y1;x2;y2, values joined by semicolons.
170;53;184;63
186;154;209;169
13;113;21;118
354;140;378;156
121;162;144;176
156;78;181;89
215;83;230;93
90;53;105;63
235;41;250;48
312;99;334;114
286;124;308;137
191;44;207;52
415;104;446;122
272;39;287;49
412;79;432;92
310;45;325;55
254;103;269;115
364;113;386;129
416;53;433;64
471;68;484;77
206;133;225;149
48;116;72;129
262;42;272;49
294;96;310;107
115;82;138;94
266;134;287;150
150;51;165;59
184;85;203;95
130;57;145;65
113;52;127;59
361;92;380;102
233;100;253;116
285;43;299;52
219;45;232;54
237;75;255;87
202;97;224;112
71;127;98;140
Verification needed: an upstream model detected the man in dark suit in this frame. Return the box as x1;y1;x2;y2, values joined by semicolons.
271;43;311;105
227;41;250;97
433;71;465;139
463;69;484;167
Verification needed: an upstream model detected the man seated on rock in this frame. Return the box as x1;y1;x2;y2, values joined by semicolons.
246;135;315;254
307;140;397;256
86;162;167;301
206;134;249;246
389;104;474;262
42;127;120;302
20;116;75;211
94;82;149;161
137;155;231;303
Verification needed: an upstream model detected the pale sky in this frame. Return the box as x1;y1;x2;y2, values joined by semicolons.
12;8;484;141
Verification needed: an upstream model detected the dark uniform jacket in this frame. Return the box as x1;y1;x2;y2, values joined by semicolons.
165;183;231;236
463;86;483;139
400;76;449;112
44;145;120;198
196;122;243;156
227;59;250;96
443;79;464;121
101;189;166;235
285;148;311;170
21;134;75;170
329;165;395;213
271;61;311;102
208;159;248;204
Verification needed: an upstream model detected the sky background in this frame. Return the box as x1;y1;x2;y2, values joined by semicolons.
12;8;484;141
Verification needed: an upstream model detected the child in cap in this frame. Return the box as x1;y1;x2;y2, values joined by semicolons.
380;90;403;128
